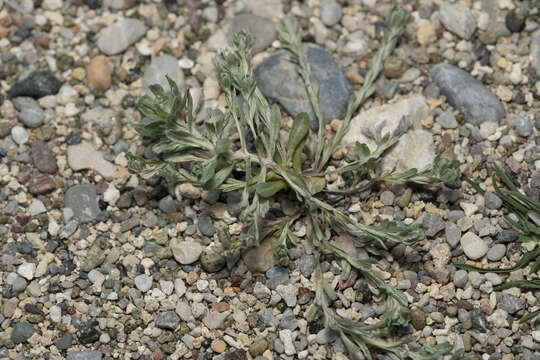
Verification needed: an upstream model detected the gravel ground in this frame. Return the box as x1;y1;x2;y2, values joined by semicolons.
0;0;539;359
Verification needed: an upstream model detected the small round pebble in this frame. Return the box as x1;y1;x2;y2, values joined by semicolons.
11;126;29;145
134;274;152;292
460;232;488;260
453;269;468;288
320;2;343;26
487;244;506;261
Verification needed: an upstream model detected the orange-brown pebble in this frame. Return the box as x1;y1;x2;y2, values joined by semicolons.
211;339;226;353
87;55;111;91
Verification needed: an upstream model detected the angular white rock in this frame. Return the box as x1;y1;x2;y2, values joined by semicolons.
342;95;435;172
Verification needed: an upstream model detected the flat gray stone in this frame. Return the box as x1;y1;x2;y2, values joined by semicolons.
155;311;180;330
66;351;102;360
64;184;99;223
254;46;351;129
227;14;276;53
431;64;504;125
96;18;147;55
142;54;184;95
439;3;477;40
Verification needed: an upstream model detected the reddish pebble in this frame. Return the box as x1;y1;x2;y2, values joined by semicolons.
34;36;49;49
87;55;111;91
32;140;58;174
28;174;56;195
153;347;163;360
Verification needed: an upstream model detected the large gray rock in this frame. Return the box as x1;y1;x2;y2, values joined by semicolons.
431;64;504;125
96;18;147;55
64;184;100;223
142;55;184;95
254;46;351;129
227;14;276;53
439;3;476;40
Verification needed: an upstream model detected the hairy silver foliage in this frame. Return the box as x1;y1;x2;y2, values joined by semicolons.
128;7;465;359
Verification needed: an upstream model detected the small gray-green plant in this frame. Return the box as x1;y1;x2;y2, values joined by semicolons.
128;7;466;359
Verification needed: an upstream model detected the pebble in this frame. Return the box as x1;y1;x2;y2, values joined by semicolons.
227;14;276;53
497;229;519;243
255;46;351;129
436;110;458;129
14;97;45;128
158;195;177;214
198;214;215;236
453;269;468;288
66;351;103;360
410;308;426;330
64;184;100;223
431;64;504;125
17;262;35;280
96;18;147;55
487;244;506;261
142;54;184;95
201;6;218;22
484;192;503;209
249;338;268;357
439;3;477;40
276;284;298;307
461;232;488;260
514;116;533;137
243;237;275;272
202;311;229;330
87;55;111;92
57;85;79;105
320;2;343;26
155;311;180;330
11;126;29;145
11;322;35;343
7;71;62;98
170;239;203;264
67;142;116;179
498;294;525;314
423;213;445;237
279;329;296;355
200;248;226;273
32;140;58;173
55;333;73;350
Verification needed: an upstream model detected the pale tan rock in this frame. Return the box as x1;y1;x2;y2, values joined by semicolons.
342;95;435;172
87;55;111;91
67;142;117;179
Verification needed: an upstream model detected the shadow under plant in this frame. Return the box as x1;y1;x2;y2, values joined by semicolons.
127;7;468;360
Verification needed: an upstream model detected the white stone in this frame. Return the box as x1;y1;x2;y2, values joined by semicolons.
28;199;47;216
279;329;296;355
170;239;203;264
11;126;29;145
174;279;186;298
103;186;120;204
461;232;488;260
342;95;435;172
460;202;478;217
57;85;79;105
134;274;153;292
49;305;62;323
88;269;105;285
17;262;36;280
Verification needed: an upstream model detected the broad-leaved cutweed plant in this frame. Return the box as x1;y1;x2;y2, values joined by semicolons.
128;7;469;359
